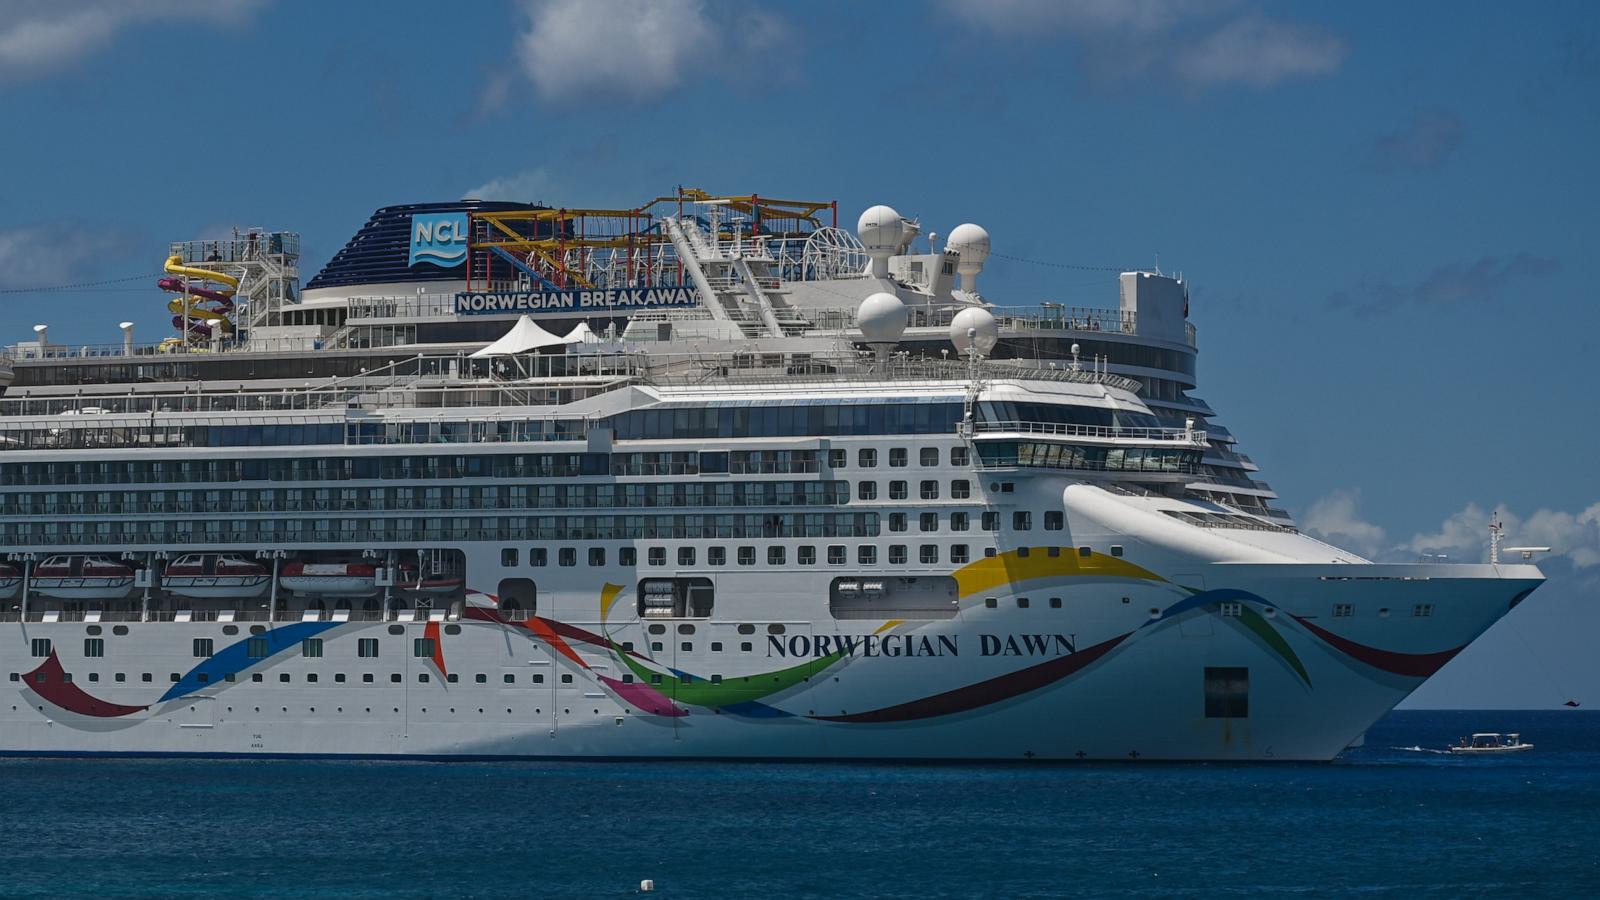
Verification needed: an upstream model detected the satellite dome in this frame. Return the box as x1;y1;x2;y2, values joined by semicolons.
950;307;999;357
857;292;907;345
856;205;906;253
947;223;991;292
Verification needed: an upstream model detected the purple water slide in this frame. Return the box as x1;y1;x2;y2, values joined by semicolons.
158;276;235;310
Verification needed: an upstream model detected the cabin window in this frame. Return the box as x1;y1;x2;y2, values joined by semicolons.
1218;602;1242;618
647;547;666;567
858;481;877;501
829;449;847;468
920;448;939;467
768;547;785;565
413;638;436;658
589;548;605;567
858;449;877;468
530;548;548;567
1332;604;1353;618
920;480;939;500
951;479;971;499
1412;604;1434;618
1044;511;1064;531
889;513;907;532
920;513;939;532
679;547;696;566
950;447;970;466
1013;511;1032;530
950;512;969;531
620;547;637;566
858;545;877;564
799;546;817;565
193;638;214;658
302;638;324;658
951;544;970;564
1049;597;1062;609
738;546;756;566
889;545;907;565
246;638;269;659
1017;597;1030;609
889;448;908;467
889;481;908;500
501;548;519;567
557;548;576;567
84;638;105;658
709;546;726;566
30;639;50;658
1204;667;1249;718
982;512;999;531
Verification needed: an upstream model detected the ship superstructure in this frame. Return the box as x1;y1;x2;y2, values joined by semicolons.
0;190;1543;760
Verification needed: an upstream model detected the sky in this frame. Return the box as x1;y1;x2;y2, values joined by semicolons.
0;0;1596;708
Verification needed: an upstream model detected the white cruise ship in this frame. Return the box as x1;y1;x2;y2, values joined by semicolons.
0;190;1544;760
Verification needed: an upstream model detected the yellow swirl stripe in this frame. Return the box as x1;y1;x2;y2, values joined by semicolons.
953;548;1165;599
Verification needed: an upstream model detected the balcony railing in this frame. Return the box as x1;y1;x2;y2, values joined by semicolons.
973;420;1208;445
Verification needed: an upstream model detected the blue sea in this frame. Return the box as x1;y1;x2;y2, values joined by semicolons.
1;711;1596;898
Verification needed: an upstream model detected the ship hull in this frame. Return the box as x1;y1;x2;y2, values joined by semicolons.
0;548;1540;762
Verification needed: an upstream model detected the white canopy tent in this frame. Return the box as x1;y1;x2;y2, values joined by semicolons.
565;321;601;343
469;315;573;358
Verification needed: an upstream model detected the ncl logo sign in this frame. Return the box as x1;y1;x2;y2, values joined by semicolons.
408;213;468;267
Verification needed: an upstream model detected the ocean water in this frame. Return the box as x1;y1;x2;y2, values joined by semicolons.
1;711;1596;899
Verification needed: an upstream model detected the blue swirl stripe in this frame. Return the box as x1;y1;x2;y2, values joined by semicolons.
161;621;344;702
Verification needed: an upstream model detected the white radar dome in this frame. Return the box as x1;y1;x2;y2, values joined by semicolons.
857;292;908;345
857;205;906;252
947;223;991;292
950;307;999;357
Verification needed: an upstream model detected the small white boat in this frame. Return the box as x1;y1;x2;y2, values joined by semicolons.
279;561;378;597
162;553;270;599
0;563;21;600
31;555;136;600
1449;732;1534;754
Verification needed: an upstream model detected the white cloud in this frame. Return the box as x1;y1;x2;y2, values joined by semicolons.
1172;15;1347;89
1305;491;1600;570
464;168;557;203
1301;489;1387;559
0;222;143;289
509;0;789;104
0;1;265;82
938;0;1344;91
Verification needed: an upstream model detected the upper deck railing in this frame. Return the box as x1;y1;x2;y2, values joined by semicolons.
973;420;1209;446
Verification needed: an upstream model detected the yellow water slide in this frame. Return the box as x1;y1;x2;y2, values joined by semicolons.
161;254;239;338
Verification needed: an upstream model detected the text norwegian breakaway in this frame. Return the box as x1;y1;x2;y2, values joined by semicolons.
454;287;697;315
767;632;1078;659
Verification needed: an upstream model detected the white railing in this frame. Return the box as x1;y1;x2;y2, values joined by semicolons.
973;420;1208;445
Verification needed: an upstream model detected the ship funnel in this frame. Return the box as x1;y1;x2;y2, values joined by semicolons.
120;321;135;356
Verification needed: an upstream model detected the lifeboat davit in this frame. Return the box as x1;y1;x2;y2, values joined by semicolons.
162;553;270;600
0;563;21;600
31;555;136;600
397;564;465;596
279;561;378;597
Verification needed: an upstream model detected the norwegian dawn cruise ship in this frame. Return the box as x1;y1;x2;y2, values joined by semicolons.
0;190;1544;760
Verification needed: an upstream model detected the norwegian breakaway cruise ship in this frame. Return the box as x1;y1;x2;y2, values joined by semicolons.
0;190;1544;761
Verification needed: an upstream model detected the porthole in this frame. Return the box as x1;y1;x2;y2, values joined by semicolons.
387;624;405;636
86;625;102;636
445;624;462;635
113;625;129;636
222;625;239;635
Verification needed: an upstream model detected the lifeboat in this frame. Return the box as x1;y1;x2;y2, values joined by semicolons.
162;553;270;600
396;564;465;596
31;555;136;600
279;561;378;597
0;563;20;600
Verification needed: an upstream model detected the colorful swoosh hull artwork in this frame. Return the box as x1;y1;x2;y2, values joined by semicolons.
10;548;1512;749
